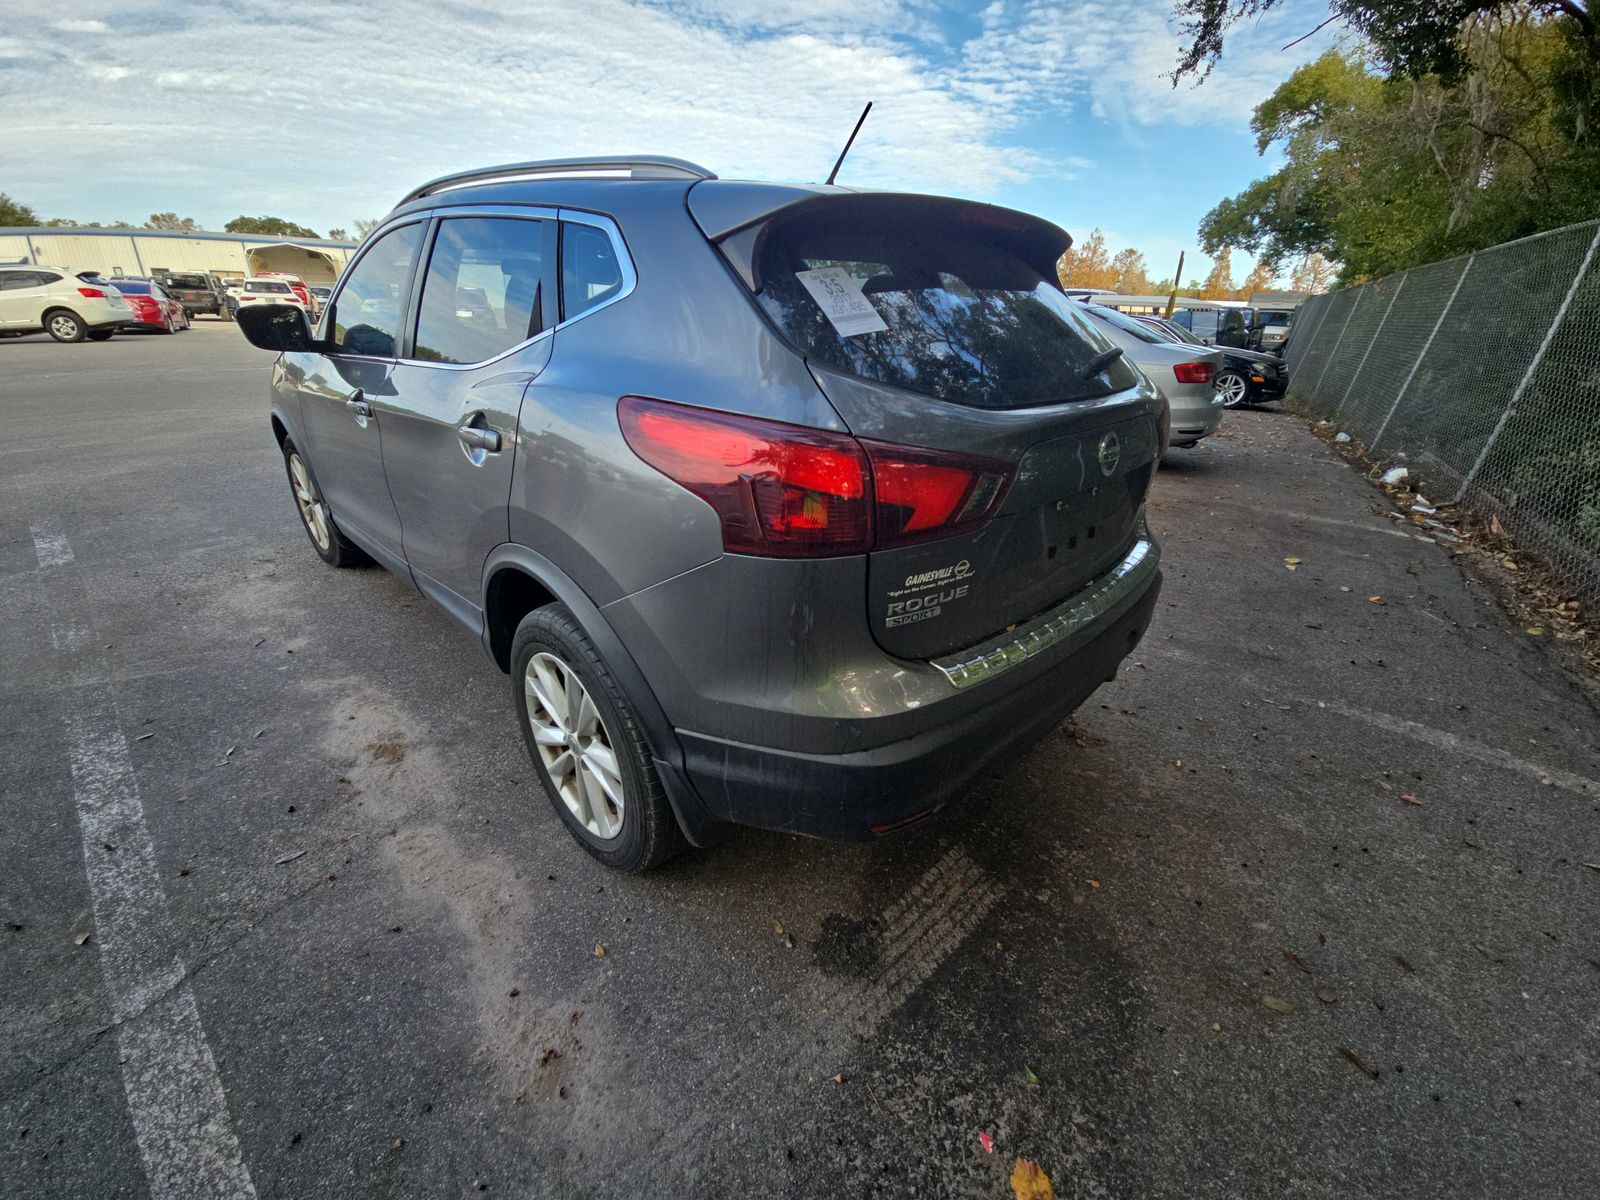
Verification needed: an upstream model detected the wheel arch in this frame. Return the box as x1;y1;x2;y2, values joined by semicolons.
481;544;723;847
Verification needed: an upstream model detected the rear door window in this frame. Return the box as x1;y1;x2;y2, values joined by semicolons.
413;216;553;364
330;222;425;357
746;206;1130;409
1187;310;1219;339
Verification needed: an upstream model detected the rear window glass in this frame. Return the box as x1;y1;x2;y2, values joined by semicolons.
114;281;151;295
245;280;291;293
748;208;1131;409
167;274;208;288
1085;303;1168;345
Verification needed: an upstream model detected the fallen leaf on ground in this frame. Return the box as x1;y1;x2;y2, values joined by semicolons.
1210;1023;1222;1032
73;932;91;946
1087;879;1101;889
594;943;607;958
1394;955;1416;972
832;1074;844;1084
1284;951;1312;974
1524;627;1545;636
1337;1047;1378;1079
978;1131;995;1154
1317;986;1339;1004
1262;995;1295;1015
1400;793;1422;806
1367;595;1385;604
1011;1158;1054;1200
1491;514;1506;537
783;932;794;950
1024;1065;1041;1086
772;921;785;936
274;849;306;865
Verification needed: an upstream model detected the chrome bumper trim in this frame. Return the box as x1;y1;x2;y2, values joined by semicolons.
931;535;1159;690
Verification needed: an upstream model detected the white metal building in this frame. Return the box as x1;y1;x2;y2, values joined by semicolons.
0;227;359;283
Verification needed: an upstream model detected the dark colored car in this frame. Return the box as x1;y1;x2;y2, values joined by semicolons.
156;271;224;318
1136;315;1288;406
235;155;1166;871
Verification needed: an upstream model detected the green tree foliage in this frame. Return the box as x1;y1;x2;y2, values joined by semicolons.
224;215;321;238
145;212;200;232
325;227;349;241
1171;0;1595;84
1199;12;1600;282
0;193;39;225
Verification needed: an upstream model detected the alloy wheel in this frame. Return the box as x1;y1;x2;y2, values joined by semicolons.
49;314;79;339
523;652;625;840
1216;372;1250;408
288;453;332;551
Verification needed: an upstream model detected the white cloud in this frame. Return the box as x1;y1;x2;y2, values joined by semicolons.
0;0;1335;235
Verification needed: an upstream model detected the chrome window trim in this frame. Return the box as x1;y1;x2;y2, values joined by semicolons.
373;205;637;373
930;531;1159;690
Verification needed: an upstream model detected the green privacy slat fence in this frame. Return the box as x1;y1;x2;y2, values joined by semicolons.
1286;220;1600;607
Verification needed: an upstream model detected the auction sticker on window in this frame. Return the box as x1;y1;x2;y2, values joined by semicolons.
795;267;889;337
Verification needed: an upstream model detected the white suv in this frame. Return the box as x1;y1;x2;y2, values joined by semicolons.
234;277;308;312
0;266;133;342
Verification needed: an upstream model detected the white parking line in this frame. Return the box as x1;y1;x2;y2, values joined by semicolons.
1314;698;1598;797
30;523;257;1200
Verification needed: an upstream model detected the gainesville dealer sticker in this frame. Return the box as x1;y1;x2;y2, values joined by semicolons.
885;560;974;627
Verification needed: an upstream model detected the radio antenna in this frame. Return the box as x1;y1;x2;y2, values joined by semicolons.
825;102;873;186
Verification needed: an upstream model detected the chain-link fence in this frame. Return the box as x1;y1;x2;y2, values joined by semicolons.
1286;219;1600;607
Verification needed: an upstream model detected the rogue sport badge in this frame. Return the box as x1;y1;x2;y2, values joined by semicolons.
1097;431;1122;477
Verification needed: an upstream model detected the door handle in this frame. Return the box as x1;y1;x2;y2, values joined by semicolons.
457;426;502;453
345;391;372;419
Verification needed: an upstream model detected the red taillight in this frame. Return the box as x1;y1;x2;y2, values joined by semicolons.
619;397;868;556
862;440;1012;546
1173;361;1215;384
77;287;106;298
617;397;1013;558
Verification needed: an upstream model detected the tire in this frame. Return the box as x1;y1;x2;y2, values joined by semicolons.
45;310;86;343
511;604;685;872
282;441;369;567
1215;370;1251;408
87;328;115;341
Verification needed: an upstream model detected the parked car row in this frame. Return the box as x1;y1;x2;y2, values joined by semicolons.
0;263;225;341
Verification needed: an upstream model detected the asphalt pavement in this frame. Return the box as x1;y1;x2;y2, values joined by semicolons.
3;322;1598;1199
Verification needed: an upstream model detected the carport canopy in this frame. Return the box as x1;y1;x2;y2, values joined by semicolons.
243;242;343;283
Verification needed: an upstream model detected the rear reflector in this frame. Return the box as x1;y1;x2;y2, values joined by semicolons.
618;396;1015;558
1173;361;1215;384
77;287;106;299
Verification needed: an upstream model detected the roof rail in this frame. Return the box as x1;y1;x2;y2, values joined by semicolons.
399;156;717;206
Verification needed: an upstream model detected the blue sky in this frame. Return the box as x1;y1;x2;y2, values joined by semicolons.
2;0;1342;284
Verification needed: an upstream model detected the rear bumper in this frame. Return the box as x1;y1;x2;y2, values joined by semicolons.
674;566;1161;839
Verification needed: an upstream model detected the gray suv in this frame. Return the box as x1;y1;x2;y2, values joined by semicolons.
236;156;1166;871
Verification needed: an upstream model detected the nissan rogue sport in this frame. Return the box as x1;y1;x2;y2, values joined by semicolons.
236;155;1166;871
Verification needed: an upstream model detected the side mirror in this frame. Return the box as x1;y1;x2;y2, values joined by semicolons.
236;302;318;352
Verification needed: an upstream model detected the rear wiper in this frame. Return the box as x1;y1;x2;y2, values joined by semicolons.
1077;347;1124;382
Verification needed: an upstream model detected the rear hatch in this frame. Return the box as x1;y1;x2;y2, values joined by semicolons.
702;191;1161;660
